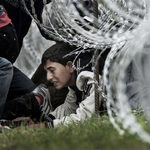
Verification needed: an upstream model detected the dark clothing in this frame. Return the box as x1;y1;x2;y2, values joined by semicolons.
0;2;45;118
0;63;36;119
0;0;51;51
0;5;25;119
2;93;41;121
0;58;13;118
2;86;68;121
0;0;52;106
7;66;36;101
0;6;19;63
0;23;19;63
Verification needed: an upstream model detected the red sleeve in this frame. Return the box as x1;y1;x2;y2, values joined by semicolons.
0;11;11;28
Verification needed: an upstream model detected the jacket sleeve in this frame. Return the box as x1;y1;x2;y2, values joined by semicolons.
51;71;100;128
50;87;78;119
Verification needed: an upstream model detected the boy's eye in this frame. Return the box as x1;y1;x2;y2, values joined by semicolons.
50;69;54;73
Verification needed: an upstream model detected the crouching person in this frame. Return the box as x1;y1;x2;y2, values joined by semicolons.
1;42;104;129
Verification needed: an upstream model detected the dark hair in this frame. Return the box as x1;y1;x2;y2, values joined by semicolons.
41;42;77;66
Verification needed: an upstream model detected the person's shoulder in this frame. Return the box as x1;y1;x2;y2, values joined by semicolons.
76;71;94;91
77;71;94;79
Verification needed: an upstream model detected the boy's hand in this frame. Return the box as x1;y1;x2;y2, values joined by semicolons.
11;117;48;130
12;117;34;125
15;121;47;131
11;117;53;130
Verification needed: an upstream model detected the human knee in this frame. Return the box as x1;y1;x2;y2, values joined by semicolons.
0;57;13;72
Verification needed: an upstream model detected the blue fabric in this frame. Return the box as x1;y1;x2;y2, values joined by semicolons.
0;57;13;118
0;58;36;119
7;66;36;101
0;63;36;119
0;6;3;15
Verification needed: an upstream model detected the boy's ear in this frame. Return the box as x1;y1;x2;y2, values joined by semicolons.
67;61;74;73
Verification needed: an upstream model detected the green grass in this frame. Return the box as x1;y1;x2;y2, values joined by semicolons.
0;114;150;150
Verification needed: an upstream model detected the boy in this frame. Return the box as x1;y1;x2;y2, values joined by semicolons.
1;42;107;128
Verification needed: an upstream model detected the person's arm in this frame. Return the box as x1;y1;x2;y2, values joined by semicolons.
50;87;79;119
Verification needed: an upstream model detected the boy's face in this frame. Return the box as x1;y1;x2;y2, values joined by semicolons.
44;60;75;90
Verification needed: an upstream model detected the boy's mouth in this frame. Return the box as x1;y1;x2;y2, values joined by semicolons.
53;81;58;87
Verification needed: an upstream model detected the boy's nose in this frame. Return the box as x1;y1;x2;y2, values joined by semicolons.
47;73;53;82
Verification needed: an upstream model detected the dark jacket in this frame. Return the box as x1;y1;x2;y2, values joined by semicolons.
0;6;19;63
0;0;51;51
